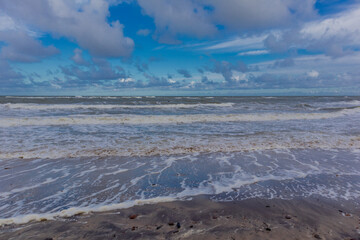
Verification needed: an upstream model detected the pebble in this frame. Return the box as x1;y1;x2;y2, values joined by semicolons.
176;222;181;229
285;215;292;219
168;222;174;226
314;234;321;239
129;214;137;219
265;228;271;231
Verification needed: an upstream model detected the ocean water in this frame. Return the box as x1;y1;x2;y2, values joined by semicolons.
0;96;360;224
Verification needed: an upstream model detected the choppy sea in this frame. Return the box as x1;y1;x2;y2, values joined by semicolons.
0;96;360;224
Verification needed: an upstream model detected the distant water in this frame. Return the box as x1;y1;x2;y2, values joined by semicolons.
0;96;360;225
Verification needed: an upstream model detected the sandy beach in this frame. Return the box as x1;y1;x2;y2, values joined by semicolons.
1;196;359;240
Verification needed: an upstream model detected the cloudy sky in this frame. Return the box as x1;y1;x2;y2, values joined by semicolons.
0;0;360;95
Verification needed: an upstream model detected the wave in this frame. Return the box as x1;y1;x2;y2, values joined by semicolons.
1;102;234;110
4;96;124;99
1;164;358;226
0;107;359;127
323;100;360;108
1;134;359;160
0;196;178;226
335;100;360;106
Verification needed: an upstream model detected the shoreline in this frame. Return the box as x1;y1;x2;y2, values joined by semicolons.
1;196;359;240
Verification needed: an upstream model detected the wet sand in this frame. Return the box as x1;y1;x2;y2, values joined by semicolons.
1;196;359;240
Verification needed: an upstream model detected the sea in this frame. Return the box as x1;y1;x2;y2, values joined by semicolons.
0;96;360;225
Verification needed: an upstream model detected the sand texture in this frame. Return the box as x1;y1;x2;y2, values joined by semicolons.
1;196;359;240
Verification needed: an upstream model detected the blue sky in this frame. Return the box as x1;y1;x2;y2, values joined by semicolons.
0;0;360;96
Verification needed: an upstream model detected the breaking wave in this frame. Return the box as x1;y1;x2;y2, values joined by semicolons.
0;102;234;110
1;107;359;127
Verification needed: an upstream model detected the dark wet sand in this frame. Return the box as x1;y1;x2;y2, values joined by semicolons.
1;196;360;240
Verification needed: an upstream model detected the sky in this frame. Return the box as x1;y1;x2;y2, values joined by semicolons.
0;0;360;96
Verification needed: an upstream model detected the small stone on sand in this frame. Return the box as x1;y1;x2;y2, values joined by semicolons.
314;234;321;239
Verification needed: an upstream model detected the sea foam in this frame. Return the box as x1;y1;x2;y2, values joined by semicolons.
0;107;359;127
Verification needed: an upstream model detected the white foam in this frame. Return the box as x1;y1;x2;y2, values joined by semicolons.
1;102;235;110
0;171;302;226
0;196;177;226
0;107;359;127
0;178;59;198
0;134;358;159
334;100;360;106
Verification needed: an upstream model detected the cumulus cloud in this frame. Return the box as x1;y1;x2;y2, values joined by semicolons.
138;0;316;43
301;6;360;44
0;31;59;62
264;5;360;57
205;60;249;84
177;69;192;78
137;0;217;43
61;58;129;82
0;0;134;57
143;72;176;87
245;71;359;89
0;12;58;68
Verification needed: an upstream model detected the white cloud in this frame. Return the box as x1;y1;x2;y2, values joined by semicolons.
201;0;315;31
202;35;267;51
237;50;269;56
301;6;360;43
136;29;151;36
119;77;135;83
0;30;59;62
0;14;16;31
265;5;360;57
233;73;247;82
138;0;316;43
0;0;134;57
307;70;319;78
137;0;217;43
